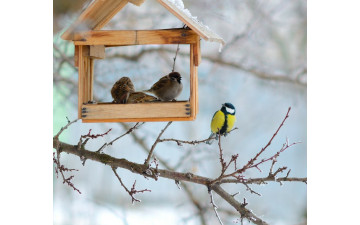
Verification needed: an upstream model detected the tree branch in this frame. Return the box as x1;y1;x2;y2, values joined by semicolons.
144;121;172;166
112;167;151;203
212;184;268;225
53;137;305;224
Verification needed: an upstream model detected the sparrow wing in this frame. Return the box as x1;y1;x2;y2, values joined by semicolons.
128;92;158;103
150;75;169;91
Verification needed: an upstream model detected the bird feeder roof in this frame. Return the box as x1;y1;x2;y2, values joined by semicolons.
61;0;225;46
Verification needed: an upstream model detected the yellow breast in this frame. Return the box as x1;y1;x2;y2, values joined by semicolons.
210;110;236;134
211;110;225;133
226;114;236;132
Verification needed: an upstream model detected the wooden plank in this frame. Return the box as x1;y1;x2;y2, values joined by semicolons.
89;58;94;102
191;40;199;116
94;0;128;30
190;44;196;118
81;102;192;120
78;46;92;118
77;46;84;118
90;45;105;59
193;35;201;66
61;0;129;40
74;45;79;67
128;0;146;6
195;65;199;116
82;116;195;123
73;29;198;45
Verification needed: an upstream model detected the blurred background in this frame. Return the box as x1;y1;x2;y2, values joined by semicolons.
53;0;306;224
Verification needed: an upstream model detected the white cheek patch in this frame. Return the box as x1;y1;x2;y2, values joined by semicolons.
226;107;235;114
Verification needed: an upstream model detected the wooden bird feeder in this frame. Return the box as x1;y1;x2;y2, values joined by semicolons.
61;0;224;123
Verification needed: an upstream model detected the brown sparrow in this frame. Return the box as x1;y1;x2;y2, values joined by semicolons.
144;72;183;101
111;77;135;104
127;92;158;103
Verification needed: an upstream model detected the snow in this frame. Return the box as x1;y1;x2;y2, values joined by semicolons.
164;0;225;50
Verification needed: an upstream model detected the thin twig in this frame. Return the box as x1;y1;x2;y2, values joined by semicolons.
221;176;307;184
97;122;143;152
217;131;226;176
172;44;180;72
159;127;238;146
144;121;172;166
54;118;79;140
208;187;224;225
112;167;151;203
53;152;81;194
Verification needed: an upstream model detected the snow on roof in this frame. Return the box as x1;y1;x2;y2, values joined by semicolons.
158;0;225;47
62;0;225;48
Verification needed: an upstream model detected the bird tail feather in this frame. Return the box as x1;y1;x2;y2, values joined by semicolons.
206;133;216;145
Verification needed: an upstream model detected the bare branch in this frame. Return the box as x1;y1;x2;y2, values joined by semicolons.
53;152;81;194
172;44;180;72
54;137;306;224
208;187;224;225
97;122;143;152
54;117;79;140
158;128;238;146
221;176;307;184
212;184;268;225
144;121;172;166
112;167;151;203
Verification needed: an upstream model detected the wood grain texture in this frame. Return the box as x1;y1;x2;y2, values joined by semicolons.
195;65;199;115
82;116;195;123
89;58;94;101
90;45;105;59
191;40;199;115
61;0;129;40
78;46;93;119
73;29;198;45
128;0;146;6
156;0;225;45
78;46;84;118
74;45;79;67
190;44;196;118
81;102;192;120
194;35;201;66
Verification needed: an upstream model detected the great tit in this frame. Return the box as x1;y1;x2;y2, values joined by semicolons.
206;103;236;145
